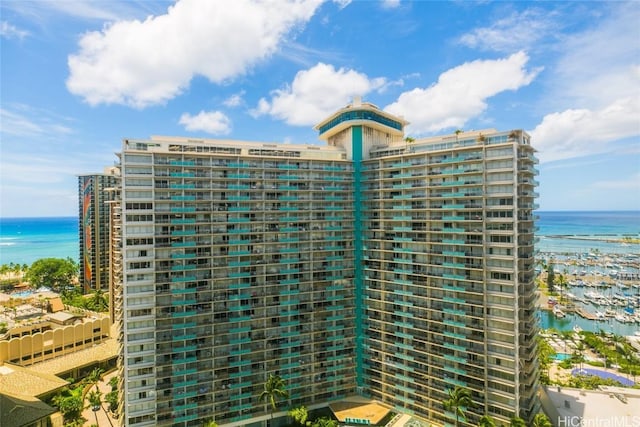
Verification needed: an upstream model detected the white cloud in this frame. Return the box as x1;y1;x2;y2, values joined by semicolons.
332;0;352;9
592;172;640;191
66;0;323;108
223;91;246;108
551;3;640;108
252;62;386;126
179;111;232;135
458;9;558;53
0;21;29;39
385;51;540;134
0;107;73;137
2;1;159;23
528;3;640;163
381;0;401;9
529;97;640;163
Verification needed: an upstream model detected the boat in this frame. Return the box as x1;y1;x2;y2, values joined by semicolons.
573;325;583;334
605;309;617;318
595;311;606;320
553;306;566;318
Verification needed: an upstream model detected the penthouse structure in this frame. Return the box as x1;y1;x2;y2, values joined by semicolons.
117;99;539;426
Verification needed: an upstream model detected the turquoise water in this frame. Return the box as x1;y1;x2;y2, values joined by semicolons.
0;217;78;265
537;211;639;236
0;211;638;265
537;211;640;254
539;311;639;337
554;353;571;361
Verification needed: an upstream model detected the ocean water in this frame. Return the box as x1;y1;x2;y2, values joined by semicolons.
0;217;79;265
537;211;640;236
0;212;638;266
537;211;640;255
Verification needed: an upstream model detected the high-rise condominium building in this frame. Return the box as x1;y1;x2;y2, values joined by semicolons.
78;168;120;293
117;100;539;427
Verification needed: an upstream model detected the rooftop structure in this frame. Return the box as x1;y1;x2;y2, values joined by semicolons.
542;386;640;426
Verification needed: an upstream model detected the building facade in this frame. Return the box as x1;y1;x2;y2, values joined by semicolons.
117;100;539;426
78;168;120;293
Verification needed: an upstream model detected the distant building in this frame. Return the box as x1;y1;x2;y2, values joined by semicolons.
115;100;539;426
78;168;120;293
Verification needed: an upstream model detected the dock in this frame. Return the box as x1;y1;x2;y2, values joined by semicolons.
575;307;598;320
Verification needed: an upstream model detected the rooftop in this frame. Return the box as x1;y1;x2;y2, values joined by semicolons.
27;338;118;377
0;392;56;427
0;363;68;398
543;386;640;425
329;397;392;425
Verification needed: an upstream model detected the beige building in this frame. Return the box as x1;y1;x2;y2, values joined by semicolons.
0;314;110;366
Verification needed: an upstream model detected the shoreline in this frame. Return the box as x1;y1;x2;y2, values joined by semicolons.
542;235;640;244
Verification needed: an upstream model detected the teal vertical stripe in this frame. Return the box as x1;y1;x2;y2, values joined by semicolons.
352;125;364;390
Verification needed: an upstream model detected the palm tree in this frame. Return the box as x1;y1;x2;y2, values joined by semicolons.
87;389;102;426
620;346;637;382
88;289;109;312
86;367;103;388
532;413;553;427
259;374;289;426
52;387;84;425
510;417;526;427
546;263;556;293
312;418;338;427
574;340;586;372
478;415;496;427
555;273;568;303
443;386;473;427
289;406;310;426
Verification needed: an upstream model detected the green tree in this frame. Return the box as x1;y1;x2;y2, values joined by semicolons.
108;376;119;391
87;288;109;312
556;273;568;303
478;415;496;427
532;413;553;427
52;386;84;424
510;417;527;427
25;257;77;292
87;390;102;426
443;386;473;427
546;263;556;293
538;336;556;384
86;367;104;390
575;340;587;371
289;406;310;426
203;421;218;427
105;390;119;413
312;417;338;427
619;345;638;383
259;374;289;426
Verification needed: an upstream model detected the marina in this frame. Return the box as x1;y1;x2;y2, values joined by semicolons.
538;245;640;337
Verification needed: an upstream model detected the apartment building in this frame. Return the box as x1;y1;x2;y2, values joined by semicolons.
78;168;120;293
117;99;539;426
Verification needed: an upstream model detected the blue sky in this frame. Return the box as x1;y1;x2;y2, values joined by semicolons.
1;0;638;217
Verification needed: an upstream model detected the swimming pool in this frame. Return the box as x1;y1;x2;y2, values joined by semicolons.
11;290;34;298
555;353;571;361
